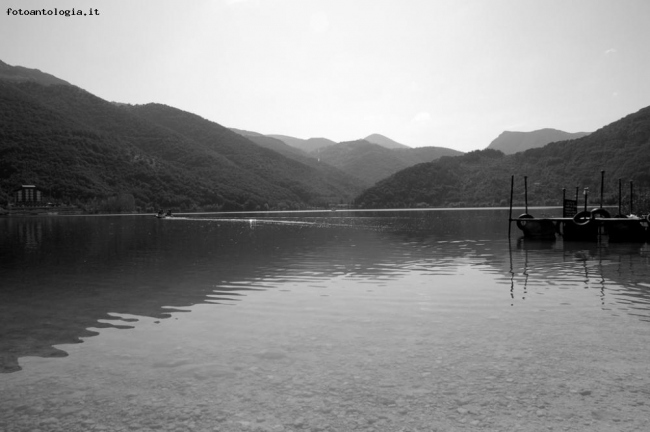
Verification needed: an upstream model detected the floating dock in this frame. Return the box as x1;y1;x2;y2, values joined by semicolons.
509;173;649;242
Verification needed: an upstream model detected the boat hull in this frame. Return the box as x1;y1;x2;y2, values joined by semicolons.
518;219;557;239
514;216;649;242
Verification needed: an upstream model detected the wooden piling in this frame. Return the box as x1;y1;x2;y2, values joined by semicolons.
524;176;528;214
600;170;605;208
618;179;622;216
508;175;514;237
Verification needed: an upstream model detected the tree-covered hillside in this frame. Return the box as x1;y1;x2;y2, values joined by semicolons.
364;133;409;149
313;140;462;186
392;146;463;166
3;59;647;213
267;134;336;153
313;140;408;186
355;105;650;209
0;79;361;211
230;129;363;194
0;59;71;86
127;104;363;205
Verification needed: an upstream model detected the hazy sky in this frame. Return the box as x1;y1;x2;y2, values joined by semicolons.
2;0;650;151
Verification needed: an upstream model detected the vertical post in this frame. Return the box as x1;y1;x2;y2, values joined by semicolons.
630;181;634;215
600;170;605;208
584;188;589;212
508;175;514;237
575;186;579;203
524;176;528;215
562;188;566;217
618;179;622;216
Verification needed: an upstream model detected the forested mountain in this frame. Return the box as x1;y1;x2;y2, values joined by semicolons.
313;140;408;186
0;66;363;211
267;134;336;153
364;133;410;149
313;140;462;186
391;146;464;166
234;130;462;187
355;106;650;209
5;60;645;213
487;128;590;154
0;59;70;86
269;132;415;152
230;128;308;158
229;129;365;191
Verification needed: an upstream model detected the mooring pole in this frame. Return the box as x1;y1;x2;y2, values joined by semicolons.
562;188;566;217
524;176;528;214
618;179;622;216
508;175;514;237
600;170;605;208
584;188;589;212
575;186;579;203
630;181;634;215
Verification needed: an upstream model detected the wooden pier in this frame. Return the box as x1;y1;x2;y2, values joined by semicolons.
509;173;649;242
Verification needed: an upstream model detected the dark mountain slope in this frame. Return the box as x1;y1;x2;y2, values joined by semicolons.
234;128;462;186
513;106;650;196
356;106;650;208
0;78;361;210
487;128;590;154
0;60;71;86
267;134;336;153
128;104;363;204
0;81;255;209
0;81;145;200
392;146;463;165
355;149;508;208
230;128;364;194
313;140;409;185
230;128;306;157
313;140;463;186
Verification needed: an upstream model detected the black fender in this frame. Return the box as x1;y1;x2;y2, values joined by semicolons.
590;208;611;219
573;210;593;226
516;213;533;230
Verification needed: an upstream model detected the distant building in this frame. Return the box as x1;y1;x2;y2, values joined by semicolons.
14;185;42;205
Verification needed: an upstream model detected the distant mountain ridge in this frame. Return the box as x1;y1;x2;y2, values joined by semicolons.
267;132;410;151
355;106;650;209
229;128;306;157
364;133;409;149
266;135;336;153
312;140;408;185
233;130;462;186
487;128;590;154
229;128;366;189
313;140;462;185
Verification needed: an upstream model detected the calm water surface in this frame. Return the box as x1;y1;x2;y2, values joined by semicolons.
1;209;650;432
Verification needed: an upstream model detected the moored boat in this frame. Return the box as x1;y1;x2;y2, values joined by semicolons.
155;210;173;219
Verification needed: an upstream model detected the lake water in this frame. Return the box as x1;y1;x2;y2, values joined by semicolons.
1;209;650;432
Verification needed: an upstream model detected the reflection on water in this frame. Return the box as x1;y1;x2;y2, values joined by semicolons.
2;210;650;431
510;237;650;317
